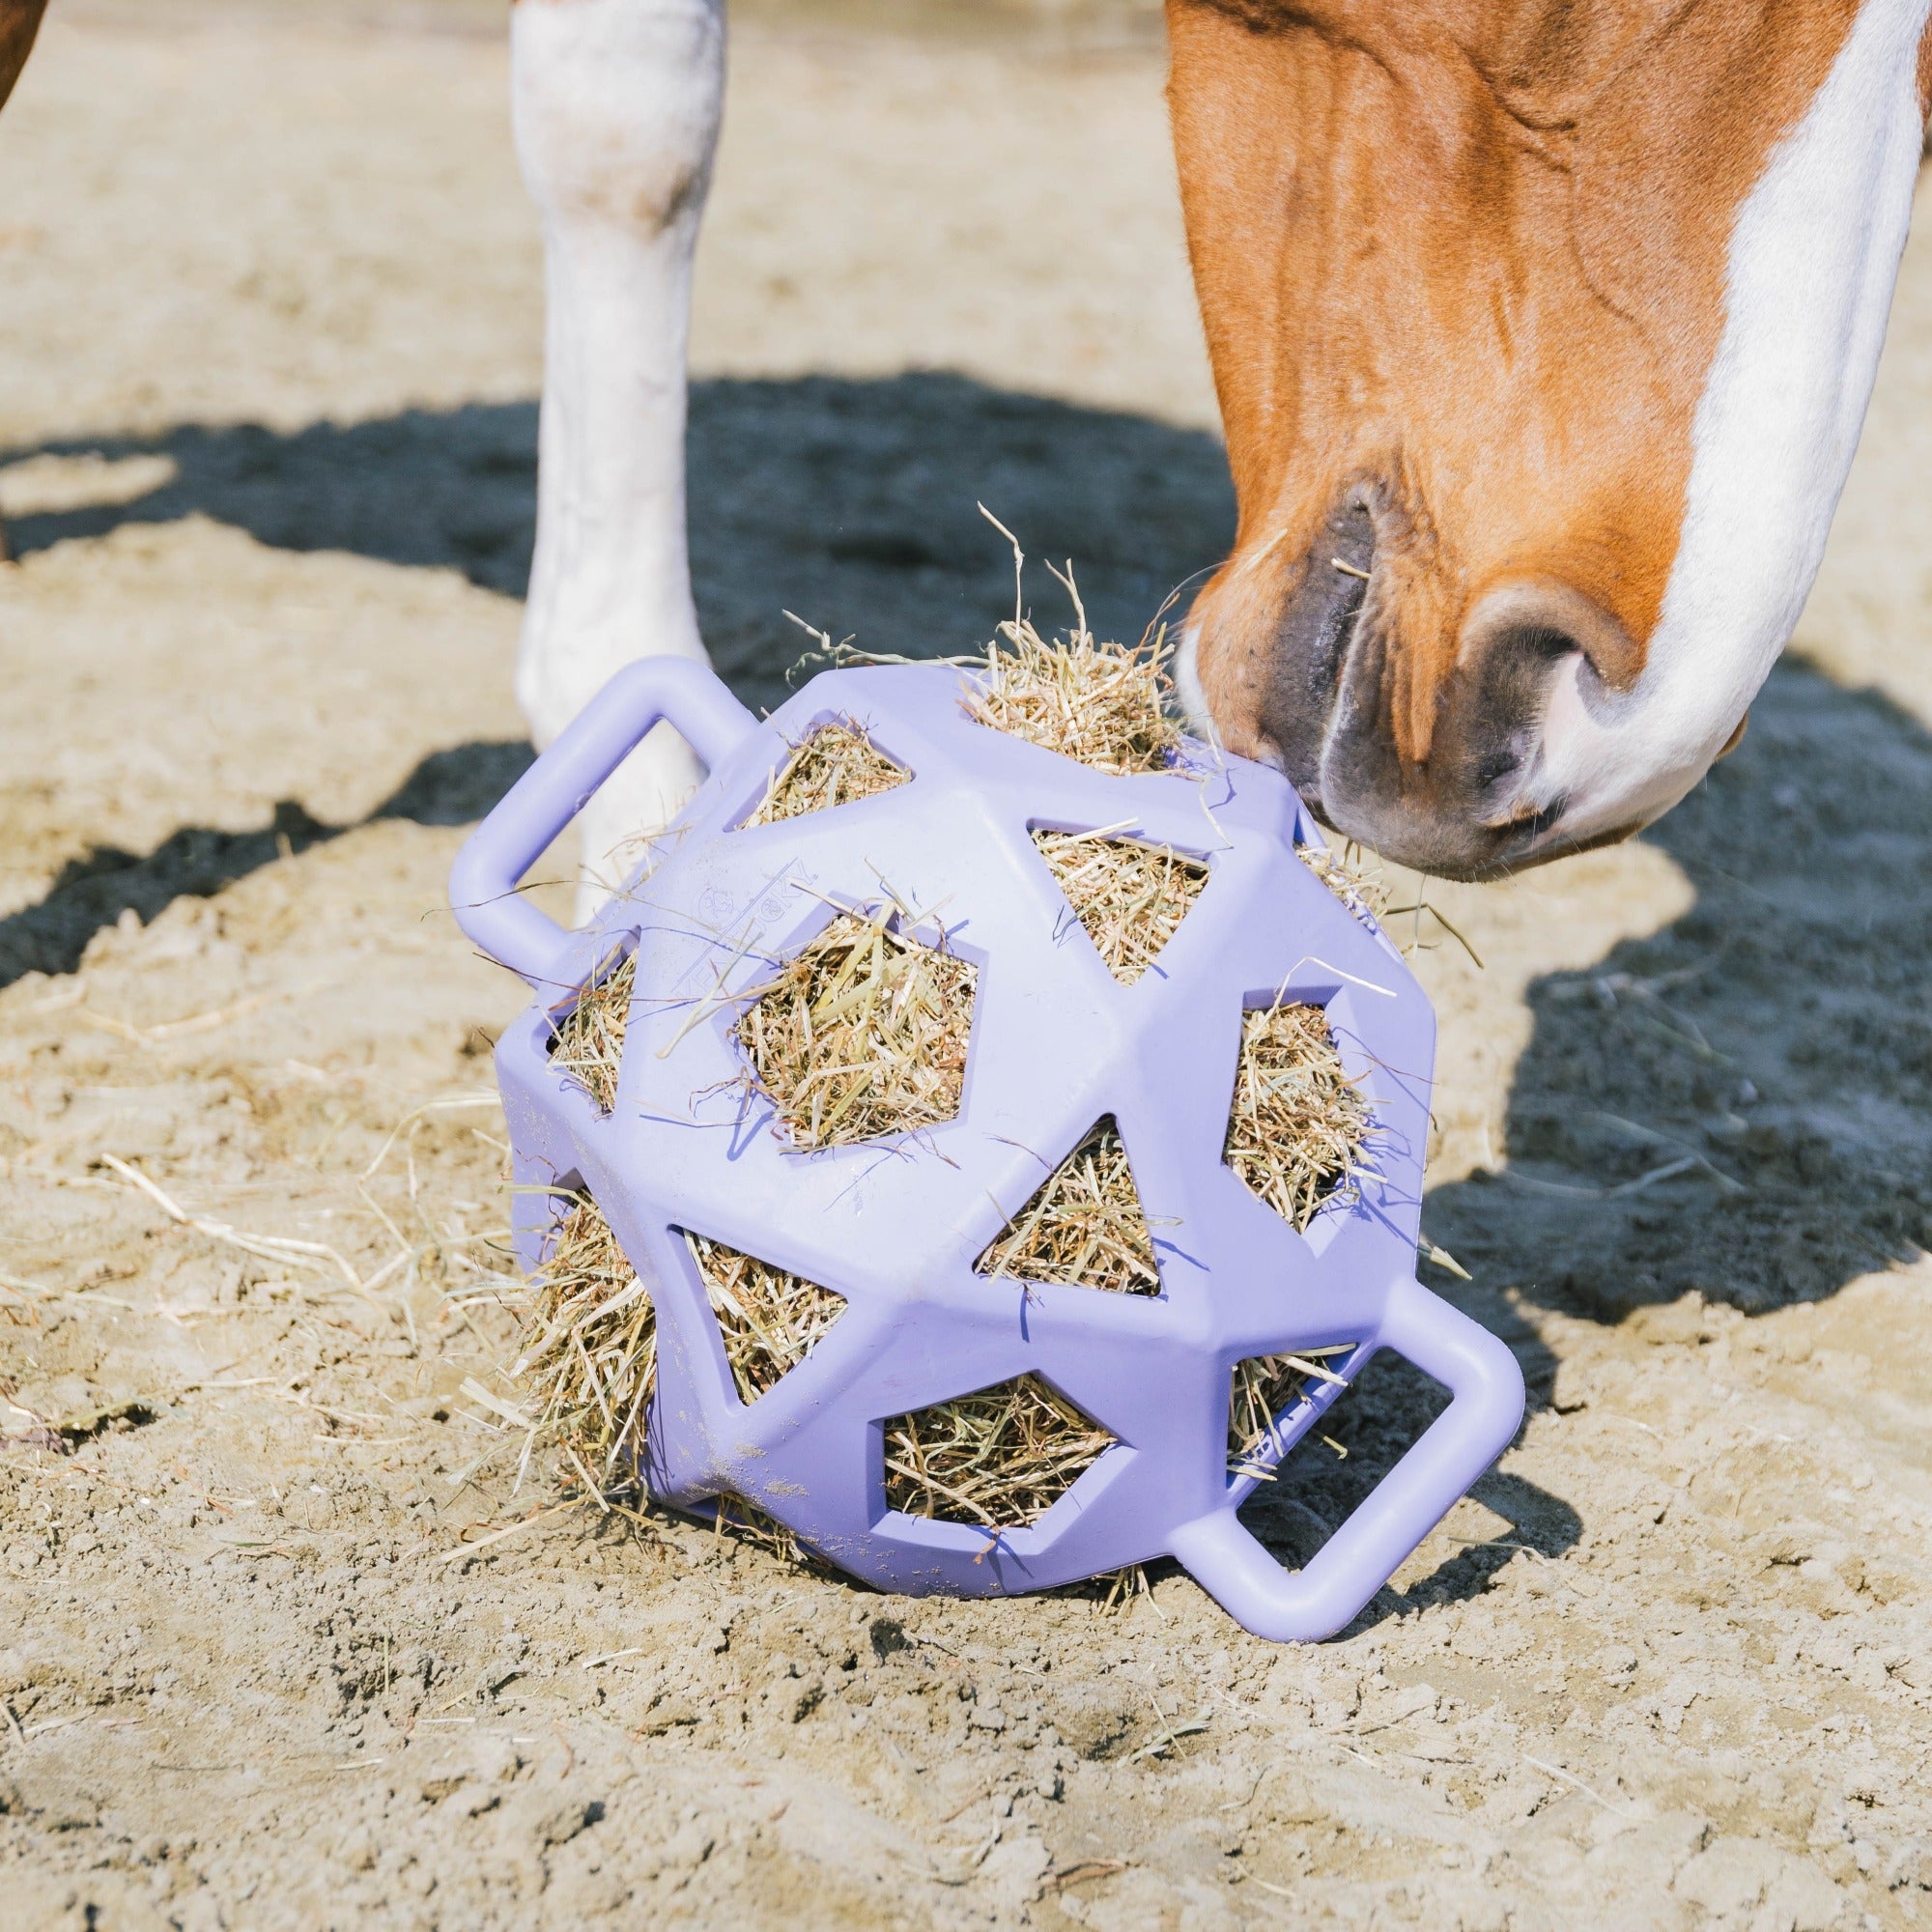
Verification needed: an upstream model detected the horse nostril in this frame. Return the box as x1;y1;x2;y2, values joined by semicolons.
1459;578;1642;695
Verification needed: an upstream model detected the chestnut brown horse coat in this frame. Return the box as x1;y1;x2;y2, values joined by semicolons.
1169;0;1932;873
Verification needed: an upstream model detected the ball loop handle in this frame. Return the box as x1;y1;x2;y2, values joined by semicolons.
448;657;758;988
1169;1275;1525;1642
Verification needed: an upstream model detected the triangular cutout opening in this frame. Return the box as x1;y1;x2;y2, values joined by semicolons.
1228;1346;1356;1479
742;720;908;827
1222;1001;1375;1231
548;950;635;1115
883;1372;1115;1527
685;1232;845;1405
976;1115;1159;1297
1033;830;1208;984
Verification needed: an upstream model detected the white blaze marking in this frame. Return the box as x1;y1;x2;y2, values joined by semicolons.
1532;0;1930;842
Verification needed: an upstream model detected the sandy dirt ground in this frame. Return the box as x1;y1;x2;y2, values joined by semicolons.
1;5;1929;1928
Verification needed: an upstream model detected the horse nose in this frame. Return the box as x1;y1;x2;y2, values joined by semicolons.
1316;577;1639;879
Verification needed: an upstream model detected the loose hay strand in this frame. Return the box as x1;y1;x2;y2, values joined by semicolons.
737;903;977;1149
744;720;908;827
1034;830;1209;984
548;951;635;1116
884;1374;1115;1528
685;1232;844;1404
1223;1003;1375;1231
977;1117;1159;1297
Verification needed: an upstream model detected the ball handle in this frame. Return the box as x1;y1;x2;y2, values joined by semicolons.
448;657;758;988
1169;1275;1525;1643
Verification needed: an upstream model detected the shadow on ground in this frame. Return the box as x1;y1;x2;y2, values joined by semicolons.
0;372;1235;986
1240;660;1932;1612
0;740;536;989
1428;660;1932;1325
2;372;1237;715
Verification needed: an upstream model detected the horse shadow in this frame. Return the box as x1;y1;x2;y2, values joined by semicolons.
1;370;1237;716
1245;655;1932;1618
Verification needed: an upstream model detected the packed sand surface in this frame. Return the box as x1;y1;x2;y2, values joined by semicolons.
2;6;1930;1928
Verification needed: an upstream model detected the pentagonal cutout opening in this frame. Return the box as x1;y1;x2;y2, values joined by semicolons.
1034;830;1208;984
548;949;635;1115
883;1373;1115;1528
509;1187;655;1478
1228;1346;1357;1478
1297;839;1391;924
962;621;1182;777
977;1116;1159;1297
736;906;977;1149
1224;1002;1376;1230
684;1232;845;1405
741;720;909;828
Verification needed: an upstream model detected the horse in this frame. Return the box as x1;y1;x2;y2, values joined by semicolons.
6;0;1928;895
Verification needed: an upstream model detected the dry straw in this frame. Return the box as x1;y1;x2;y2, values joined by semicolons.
507;1189;655;1487
687;1232;844;1403
1228;1344;1356;1479
736;902;977;1150
1297;840;1392;923
744;720;907;827
548;951;636;1116
964;608;1182;778
884;1373;1116;1528
1224;1001;1376;1231
1034;829;1208;984
977;1117;1159;1298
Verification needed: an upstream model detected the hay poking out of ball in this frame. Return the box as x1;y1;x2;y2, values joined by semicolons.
737;902;977;1149
965;608;1182;777
744;719;908;827
548;951;636;1116
1224;1002;1376;1230
1297;840;1391;923
976;1116;1159;1297
1228;1345;1356;1479
1034;828;1209;984
685;1232;844;1404
884;1372;1116;1529
507;1188;655;1487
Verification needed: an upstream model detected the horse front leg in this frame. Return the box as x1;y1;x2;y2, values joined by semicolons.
511;0;725;918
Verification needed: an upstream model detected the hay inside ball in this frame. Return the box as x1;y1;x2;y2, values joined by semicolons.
685;1232;845;1405
1033;830;1209;984
883;1373;1117;1529
1223;1001;1375;1231
735;905;977;1150
744;719;908;827
964;612;1181;777
976;1116;1159;1298
508;1188;654;1485
547;950;635;1116
1297;840;1391;924
1227;1345;1356;1478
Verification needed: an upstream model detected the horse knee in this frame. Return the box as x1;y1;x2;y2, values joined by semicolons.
511;0;725;241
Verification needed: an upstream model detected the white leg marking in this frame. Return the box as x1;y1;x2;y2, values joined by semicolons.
1533;0;1932;842
511;0;726;918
